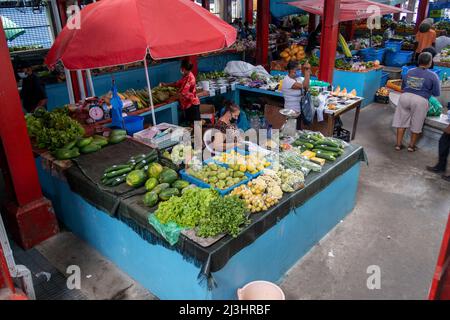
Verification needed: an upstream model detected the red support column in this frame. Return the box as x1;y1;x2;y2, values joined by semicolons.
245;0;254;24
256;0;270;69
308;13;316;33
415;0;430;33
0;23;59;249
393;4;401;21
318;0;341;83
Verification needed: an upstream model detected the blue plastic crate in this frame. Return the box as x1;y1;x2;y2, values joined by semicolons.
359;47;385;62
384;40;403;53
401;65;442;78
385;50;413;67
380;71;389;87
179;165;250;196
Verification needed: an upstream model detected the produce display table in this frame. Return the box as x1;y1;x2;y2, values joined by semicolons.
34;138;366;299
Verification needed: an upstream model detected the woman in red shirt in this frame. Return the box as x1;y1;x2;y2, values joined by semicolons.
161;59;200;126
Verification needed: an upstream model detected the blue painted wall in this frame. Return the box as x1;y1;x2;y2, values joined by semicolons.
45;53;242;110
36;155;361;300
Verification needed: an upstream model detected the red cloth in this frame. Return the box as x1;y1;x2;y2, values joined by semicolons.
175;72;200;110
45;0;236;69
288;0;411;22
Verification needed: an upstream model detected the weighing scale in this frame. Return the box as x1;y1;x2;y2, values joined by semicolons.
279;108;300;137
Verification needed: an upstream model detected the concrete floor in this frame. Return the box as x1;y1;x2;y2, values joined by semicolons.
6;102;450;299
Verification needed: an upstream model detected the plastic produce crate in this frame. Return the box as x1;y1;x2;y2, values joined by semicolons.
179;165;250;196
385;50;413;67
384;40;403;53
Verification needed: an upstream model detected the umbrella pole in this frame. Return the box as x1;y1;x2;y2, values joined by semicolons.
143;58;157;126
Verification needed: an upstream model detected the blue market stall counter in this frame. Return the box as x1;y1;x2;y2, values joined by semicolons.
34;137;366;300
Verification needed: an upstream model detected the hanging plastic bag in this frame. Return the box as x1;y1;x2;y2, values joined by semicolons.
148;214;184;246
428;96;442;117
110;81;124;129
300;91;314;125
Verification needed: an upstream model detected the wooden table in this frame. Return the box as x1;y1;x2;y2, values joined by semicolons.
303;98;363;140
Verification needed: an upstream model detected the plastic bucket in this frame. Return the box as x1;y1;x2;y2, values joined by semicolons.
123;115;144;135
385;40;403;53
237;281;285;300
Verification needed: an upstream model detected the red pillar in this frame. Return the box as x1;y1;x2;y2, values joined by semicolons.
318;0;340;83
256;0;270;69
308;13;316;33
0;24;59;249
245;0;254;24
393;4;401;21
415;0;430;33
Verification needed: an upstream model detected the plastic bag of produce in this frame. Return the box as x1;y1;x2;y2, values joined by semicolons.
428;96;442;117
148;214;184;246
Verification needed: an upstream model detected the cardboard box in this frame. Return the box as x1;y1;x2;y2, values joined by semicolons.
200;104;216;122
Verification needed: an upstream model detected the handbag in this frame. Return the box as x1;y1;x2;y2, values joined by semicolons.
299;89;314;125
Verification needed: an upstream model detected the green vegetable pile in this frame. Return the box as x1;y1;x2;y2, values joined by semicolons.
154;188;249;238
197;71;228;81
25;107;85;151
197;195;249;238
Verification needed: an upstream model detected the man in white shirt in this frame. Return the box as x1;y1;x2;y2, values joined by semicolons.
435;30;450;53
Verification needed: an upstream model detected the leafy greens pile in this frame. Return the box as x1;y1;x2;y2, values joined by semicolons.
154;187;249;238
25;107;85;151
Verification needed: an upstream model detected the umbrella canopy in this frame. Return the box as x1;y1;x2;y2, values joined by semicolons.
287;0;412;22
45;0;237;69
1;16;25;41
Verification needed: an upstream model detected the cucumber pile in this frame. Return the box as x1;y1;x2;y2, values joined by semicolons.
101;150;158;187
53;129;127;161
292;132;346;162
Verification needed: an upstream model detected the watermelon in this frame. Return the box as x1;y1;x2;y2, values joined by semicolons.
145;177;158;191
148;163;163;179
158;168;178;184
143;191;159;207
126;170;147;187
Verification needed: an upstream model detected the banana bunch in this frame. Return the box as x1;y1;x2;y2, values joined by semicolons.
339;33;352;58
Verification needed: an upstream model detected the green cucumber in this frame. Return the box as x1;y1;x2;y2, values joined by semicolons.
91;138;108;147
103;174;127;186
318;139;340;148
77;137;94;148
294;140;314;149
312;149;336;161
80;143;101;154
110;129;127;137
315;145;343;153
104;167;132;178
104;164;131;174
108;135;126;144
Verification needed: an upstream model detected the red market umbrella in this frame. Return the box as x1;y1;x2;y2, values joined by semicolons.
287;0;411;22
46;0;237;124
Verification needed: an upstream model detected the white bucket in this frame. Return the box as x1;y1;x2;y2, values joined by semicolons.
200;80;210;91
237;281;285;300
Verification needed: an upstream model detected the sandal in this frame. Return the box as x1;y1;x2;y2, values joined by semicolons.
407;146;417;152
395;145;404;151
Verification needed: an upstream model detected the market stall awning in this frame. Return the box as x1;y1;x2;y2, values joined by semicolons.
287;0;412;22
1;16;25;41
45;0;237;69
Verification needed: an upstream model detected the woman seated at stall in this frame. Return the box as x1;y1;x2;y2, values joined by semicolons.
219;100;250;131
204;101;242;153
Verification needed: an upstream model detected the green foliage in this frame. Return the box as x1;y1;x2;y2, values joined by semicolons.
25;107;85;151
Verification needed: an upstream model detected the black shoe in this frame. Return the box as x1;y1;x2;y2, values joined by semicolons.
426;166;445;174
442;175;450;182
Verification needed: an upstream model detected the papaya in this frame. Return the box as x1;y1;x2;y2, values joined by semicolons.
158;168;178;184
143;191;159;207
152;183;170;194
80;143;101;154
159;188;180;201
171;180;189;190
77;137;93;148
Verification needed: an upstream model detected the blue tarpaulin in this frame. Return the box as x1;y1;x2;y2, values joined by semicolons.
271;0;303;18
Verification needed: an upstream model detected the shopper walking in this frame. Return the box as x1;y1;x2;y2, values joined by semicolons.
160;59;200;126
393;52;441;152
427;124;450;181
17;60;47;113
